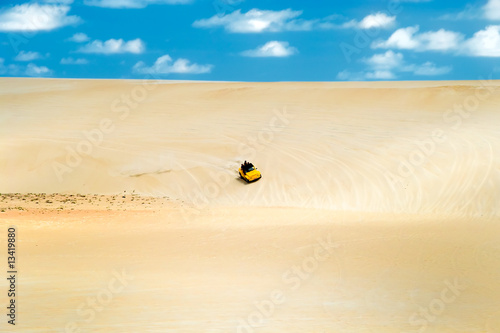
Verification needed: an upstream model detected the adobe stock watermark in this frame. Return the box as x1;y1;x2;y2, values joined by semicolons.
406;277;467;333
340;0;403;63
63;269;134;333
7;5;60;53
212;0;240;17
52;76;161;183
236;234;340;333
474;240;500;280
179;106;294;224
384;75;497;212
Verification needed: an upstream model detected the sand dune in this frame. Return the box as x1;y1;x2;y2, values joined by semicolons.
1;78;499;332
1;78;499;215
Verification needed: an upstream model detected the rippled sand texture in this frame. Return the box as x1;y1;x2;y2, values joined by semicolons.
0;78;499;332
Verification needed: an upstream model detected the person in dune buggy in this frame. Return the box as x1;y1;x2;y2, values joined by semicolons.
241;161;255;174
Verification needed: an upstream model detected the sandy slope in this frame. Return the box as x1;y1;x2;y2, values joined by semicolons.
1;78;500;215
1;78;500;332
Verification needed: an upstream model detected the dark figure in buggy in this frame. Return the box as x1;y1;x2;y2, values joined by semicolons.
240;160;255;174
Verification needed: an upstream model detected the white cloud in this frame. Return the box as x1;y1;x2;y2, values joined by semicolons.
61;57;89;64
363;51;403;79
0;4;80;32
358;12;396;29
412;61;452;75
193;8;310;33
439;4;479;20
365;70;396;79
194;9;397;33
419;29;464;51
373;26;420;49
14;51;42;61
43;0;74;4
372;23;500;57
133;55;213;74
338;51;451;80
241;41;297;57
364;50;404;70
25;63;52;76
463;25;500;56
484;0;500;20
67;32;90;42
333;12;396;30
336;70;365;81
373;26;464;51
78;38;145;54
84;0;190;8
337;69;397;81
0;58;21;75
0;58;53;76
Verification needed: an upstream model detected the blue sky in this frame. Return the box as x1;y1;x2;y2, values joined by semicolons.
1;0;500;81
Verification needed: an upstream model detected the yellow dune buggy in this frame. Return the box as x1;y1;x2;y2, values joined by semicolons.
239;161;262;183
